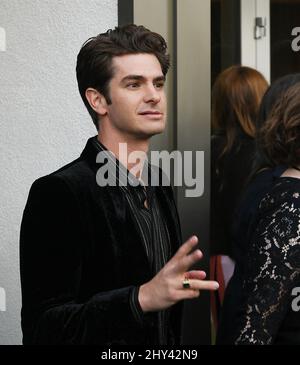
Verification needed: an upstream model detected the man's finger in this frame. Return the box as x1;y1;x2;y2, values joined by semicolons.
185;279;219;291
173;236;199;259
185;270;206;280
179;249;203;271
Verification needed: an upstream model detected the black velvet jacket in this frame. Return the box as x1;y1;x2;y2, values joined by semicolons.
20;137;182;345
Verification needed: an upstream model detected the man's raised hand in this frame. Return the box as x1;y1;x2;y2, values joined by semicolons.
138;236;219;312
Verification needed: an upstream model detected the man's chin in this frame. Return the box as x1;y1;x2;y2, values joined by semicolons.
138;127;165;139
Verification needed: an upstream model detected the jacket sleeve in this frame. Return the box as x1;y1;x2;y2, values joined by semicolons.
20;175;155;345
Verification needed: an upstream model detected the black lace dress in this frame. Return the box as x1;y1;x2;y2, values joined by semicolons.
217;166;300;345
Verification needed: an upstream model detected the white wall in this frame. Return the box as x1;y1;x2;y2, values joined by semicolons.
0;0;117;345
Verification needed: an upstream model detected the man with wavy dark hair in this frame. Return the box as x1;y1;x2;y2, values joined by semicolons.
20;25;218;345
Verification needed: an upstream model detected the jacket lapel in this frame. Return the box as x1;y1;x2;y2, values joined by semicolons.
80;137;152;283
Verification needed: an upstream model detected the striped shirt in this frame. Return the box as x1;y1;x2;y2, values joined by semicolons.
93;137;173;345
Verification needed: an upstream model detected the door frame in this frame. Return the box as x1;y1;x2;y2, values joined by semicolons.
241;0;270;82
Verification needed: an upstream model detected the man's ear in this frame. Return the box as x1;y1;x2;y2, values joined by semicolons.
85;88;108;116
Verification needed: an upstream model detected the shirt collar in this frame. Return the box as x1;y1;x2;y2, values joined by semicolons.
92;136;157;192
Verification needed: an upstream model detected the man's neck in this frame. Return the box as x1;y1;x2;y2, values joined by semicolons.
97;129;150;180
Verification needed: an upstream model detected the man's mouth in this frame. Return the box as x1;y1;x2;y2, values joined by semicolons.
139;111;163;115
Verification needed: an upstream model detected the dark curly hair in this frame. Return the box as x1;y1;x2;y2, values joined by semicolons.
258;81;300;169
76;24;170;129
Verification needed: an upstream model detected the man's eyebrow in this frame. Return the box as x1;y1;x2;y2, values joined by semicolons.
121;75;166;83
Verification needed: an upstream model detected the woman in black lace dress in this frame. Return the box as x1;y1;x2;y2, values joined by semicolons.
217;74;300;345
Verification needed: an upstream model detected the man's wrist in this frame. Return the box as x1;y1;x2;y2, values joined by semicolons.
138;283;152;313
130;286;156;328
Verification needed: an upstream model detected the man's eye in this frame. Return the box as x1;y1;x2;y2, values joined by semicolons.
155;83;165;89
127;83;139;89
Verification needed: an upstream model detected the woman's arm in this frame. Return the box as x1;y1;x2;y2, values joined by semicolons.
234;189;300;345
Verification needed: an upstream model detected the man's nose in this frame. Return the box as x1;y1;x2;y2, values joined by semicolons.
143;85;161;103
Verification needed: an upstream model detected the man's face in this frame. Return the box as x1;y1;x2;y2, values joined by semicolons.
104;53;167;139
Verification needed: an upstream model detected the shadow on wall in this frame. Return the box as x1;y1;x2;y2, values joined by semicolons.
0;287;6;312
